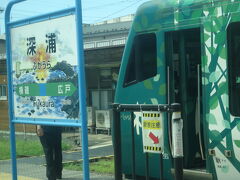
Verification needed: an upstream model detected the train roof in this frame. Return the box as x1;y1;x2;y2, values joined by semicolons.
137;0;228;12
131;0;237;32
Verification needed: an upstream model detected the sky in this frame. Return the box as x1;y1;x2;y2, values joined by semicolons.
0;0;150;34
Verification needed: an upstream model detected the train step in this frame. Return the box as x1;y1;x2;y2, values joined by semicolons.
171;168;213;180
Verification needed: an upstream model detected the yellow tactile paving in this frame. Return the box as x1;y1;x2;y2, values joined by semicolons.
0;173;40;180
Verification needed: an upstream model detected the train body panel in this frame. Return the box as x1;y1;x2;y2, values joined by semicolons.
114;0;240;179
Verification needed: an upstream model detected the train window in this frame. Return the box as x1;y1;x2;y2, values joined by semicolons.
0;84;7;100
227;22;240;116
123;33;157;87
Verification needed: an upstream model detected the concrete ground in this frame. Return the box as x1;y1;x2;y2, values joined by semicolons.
0;132;115;180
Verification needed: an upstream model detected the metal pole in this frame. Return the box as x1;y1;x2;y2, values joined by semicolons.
75;0;89;179
112;104;169;112
131;112;136;179
113;109;122;180
145;153;149;180
160;153;164;180
23;124;26;140
174;157;183;180
5;1;27;180
9;122;17;180
171;103;183;180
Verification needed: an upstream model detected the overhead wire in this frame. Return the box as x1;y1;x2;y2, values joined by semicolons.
82;0;147;22
90;0;146;23
82;0;137;10
18;0;74;9
1;0;147;25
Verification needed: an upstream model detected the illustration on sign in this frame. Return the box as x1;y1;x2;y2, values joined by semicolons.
142;111;164;154
11;14;79;120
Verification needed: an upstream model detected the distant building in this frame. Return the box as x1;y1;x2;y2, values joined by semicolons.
0;34;6;74
0;15;133;132
0;34;10;131
83;15;133;112
0;34;37;132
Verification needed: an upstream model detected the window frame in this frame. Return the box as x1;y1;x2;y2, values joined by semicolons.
123;32;157;87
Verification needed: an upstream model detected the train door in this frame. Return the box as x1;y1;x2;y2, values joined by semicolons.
165;28;206;169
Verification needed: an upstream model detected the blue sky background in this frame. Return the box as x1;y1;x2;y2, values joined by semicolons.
0;0;150;34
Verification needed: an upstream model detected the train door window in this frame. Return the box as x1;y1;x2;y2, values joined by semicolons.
227;22;240;116
123;33;157;87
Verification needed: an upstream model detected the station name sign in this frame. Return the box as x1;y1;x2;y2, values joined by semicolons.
10;14;79;120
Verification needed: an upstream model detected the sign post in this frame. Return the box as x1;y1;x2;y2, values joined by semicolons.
75;0;89;179
5;0;89;179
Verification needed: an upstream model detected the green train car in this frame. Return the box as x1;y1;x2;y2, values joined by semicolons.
114;0;240;179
